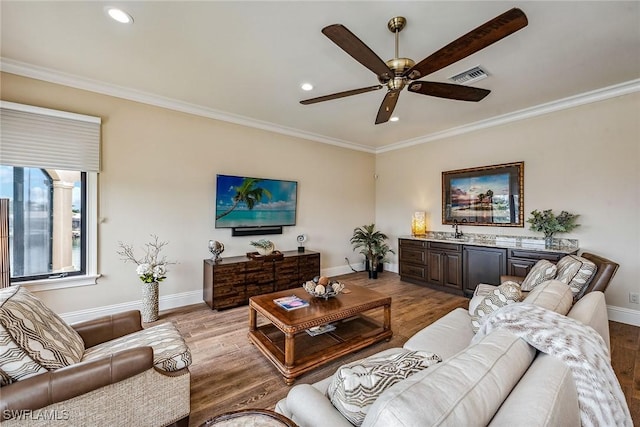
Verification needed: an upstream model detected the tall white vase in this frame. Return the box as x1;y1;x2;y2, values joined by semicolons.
141;281;159;322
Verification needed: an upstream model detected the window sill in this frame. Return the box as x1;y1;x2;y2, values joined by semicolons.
19;274;101;292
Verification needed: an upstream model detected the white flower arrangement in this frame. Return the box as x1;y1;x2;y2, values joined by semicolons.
117;235;175;284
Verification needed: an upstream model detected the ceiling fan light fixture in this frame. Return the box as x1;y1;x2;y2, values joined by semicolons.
390;116;399;122
106;7;134;24
301;83;314;91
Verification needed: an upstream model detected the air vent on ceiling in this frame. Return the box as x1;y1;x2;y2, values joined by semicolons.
449;66;489;85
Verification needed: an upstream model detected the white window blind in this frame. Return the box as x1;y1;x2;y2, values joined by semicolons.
0;101;101;172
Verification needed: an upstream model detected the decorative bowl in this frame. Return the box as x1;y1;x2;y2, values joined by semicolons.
303;280;345;299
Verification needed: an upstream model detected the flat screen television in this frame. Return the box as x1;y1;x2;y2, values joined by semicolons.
215;174;297;229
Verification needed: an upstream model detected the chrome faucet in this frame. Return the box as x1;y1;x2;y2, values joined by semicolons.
452;219;466;239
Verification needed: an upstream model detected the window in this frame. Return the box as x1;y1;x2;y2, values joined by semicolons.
0;166;86;281
0;101;100;290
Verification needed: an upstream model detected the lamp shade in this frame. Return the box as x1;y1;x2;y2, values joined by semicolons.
411;211;426;235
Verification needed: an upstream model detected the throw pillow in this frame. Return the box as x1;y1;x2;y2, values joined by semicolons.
326;348;441;426
470;281;522;333
520;259;558;291
524;279;573;315
0;286;85;370
554;255;597;296
0;322;47;386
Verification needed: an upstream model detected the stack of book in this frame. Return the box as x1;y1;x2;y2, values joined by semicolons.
273;295;309;311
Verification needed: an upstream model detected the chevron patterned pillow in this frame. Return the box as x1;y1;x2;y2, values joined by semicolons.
520;259;558;291
470;281;523;333
327;348;441;426
555;255;598;296
0;286;84;371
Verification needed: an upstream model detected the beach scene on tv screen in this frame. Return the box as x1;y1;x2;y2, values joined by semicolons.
215;175;297;228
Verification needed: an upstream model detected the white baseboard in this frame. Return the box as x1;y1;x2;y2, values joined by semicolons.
607;305;640;327
60;290;203;324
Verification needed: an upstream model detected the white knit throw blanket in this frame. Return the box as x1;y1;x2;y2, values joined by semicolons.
473;303;632;427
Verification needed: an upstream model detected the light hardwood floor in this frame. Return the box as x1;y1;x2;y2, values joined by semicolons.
155;272;639;426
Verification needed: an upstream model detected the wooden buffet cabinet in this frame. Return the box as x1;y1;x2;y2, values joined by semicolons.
399;238;577;297
203;250;320;310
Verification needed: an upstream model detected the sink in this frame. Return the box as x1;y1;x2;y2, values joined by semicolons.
444;237;467;242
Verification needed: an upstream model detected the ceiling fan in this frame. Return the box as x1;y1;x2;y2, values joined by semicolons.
300;8;528;124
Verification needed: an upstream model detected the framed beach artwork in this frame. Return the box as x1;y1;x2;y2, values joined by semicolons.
442;162;524;227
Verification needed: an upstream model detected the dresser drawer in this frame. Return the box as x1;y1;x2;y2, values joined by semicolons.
400;263;427;281
508;249;566;262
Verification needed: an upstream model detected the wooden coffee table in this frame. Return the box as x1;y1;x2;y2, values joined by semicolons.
248;284;392;385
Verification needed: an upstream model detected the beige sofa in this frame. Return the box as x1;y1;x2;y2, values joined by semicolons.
275;281;615;426
0;286;191;427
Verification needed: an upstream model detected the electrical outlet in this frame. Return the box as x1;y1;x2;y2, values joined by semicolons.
630;293;640;304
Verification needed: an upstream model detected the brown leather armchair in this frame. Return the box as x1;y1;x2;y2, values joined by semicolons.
501;251;619;297
1;310;190;427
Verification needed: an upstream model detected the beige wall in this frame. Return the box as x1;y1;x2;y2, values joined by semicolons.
2;72;638;321
1;72;375;313
375;92;640;313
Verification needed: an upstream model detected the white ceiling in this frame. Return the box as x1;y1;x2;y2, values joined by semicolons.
2;1;639;152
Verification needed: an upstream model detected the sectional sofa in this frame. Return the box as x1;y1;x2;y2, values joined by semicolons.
276;279;629;426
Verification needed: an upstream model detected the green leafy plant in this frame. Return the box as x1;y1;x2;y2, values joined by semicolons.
373;241;395;263
250;239;274;249
350;223;395;274
527;209;580;239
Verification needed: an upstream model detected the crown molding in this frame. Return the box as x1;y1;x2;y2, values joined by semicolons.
0;58;375;154
377;78;640;153
2;57;637;155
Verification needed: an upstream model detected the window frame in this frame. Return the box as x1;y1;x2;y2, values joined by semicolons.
18;172;99;291
0;101;101;291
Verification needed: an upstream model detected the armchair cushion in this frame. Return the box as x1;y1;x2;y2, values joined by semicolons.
0;286;84;372
82;322;191;372
520;259;557;291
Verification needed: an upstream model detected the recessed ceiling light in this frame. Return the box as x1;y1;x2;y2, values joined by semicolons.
301;83;314;91
390;116;399;122
106;7;134;24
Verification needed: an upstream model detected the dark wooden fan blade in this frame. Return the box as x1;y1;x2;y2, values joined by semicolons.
408;81;490;101
405;8;528;79
375;90;400;124
322;24;393;80
300;85;383;105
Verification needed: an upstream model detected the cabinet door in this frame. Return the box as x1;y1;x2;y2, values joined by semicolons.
298;253;320;282
463;246;507;295
443;252;463;291
507;258;537;277
246;261;275;299
275;257;299;291
427;251;444;285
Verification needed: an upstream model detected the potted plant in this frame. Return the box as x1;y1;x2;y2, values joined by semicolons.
350;224;391;279
527;209;580;247
373;241;395;273
250;239;275;256
117;235;176;322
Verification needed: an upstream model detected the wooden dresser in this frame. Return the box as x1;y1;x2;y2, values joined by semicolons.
203;250;320;310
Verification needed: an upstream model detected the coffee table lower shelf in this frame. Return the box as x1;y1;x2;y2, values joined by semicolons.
248;316;392;385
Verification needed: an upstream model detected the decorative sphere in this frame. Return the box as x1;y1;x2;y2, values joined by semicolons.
314;284;326;294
